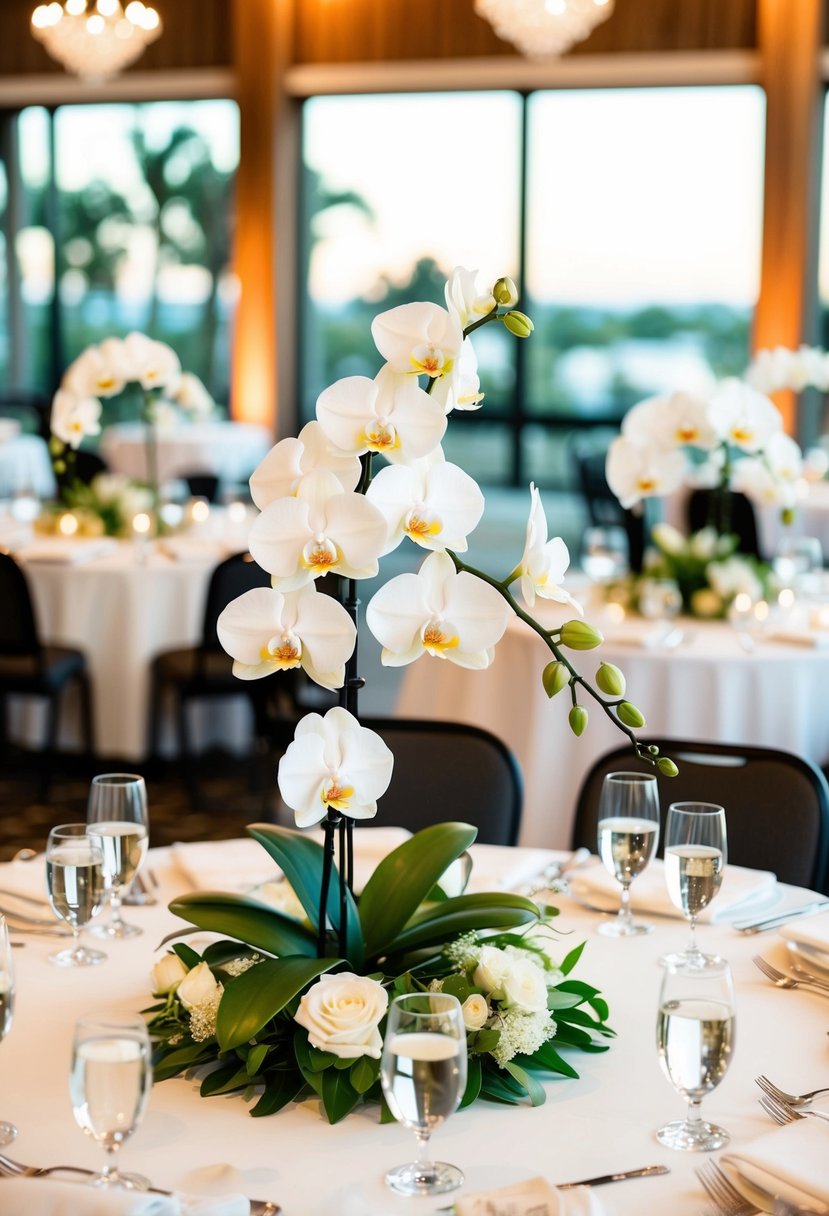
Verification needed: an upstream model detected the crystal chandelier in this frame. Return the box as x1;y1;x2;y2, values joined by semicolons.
475;0;615;58
31;0;162;82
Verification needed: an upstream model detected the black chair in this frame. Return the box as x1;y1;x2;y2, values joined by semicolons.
358;718;523;846
573;440;645;572
0;553;94;800
687;488;761;558
571;739;829;891
182;472;221;504
55;449;109;495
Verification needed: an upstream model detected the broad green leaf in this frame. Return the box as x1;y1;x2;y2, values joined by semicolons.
169;892;317;958
504;1060;546;1106
350;1056;378;1095
251;1069;306;1117
321;1066;361;1123
246;1043;270;1076
389;893;539;954
440;975;471;1003
307;1047;338;1072
216;957;341;1051
172;942;202;969
200;1064;249;1097
479;1068;527;1105
546;990;584;1011
203;941;262;969
531;1041;579;1078
460;1055;481;1108
549;1022;592;1049
358;823;478;957
560;941;586;975
293;1031;324;1097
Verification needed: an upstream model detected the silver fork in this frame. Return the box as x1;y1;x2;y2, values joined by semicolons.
760;1092;829;1126
756;1074;829;1108
696;1161;759;1216
753;956;829;997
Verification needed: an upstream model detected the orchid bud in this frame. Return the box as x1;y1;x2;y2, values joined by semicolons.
568;706;588;736
492;276;519;307
49;436;64;456
617;701;646;728
657;757;679;777
502;310;534;338
781;507;795;526
595;662;626;697
53;459;66;474
648;745;660;755
560;620;604;650
542;660;569;698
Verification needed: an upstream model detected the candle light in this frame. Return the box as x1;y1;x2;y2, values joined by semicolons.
58;512;79;537
132;512;152;537
190;498;210;525
227;500;247;525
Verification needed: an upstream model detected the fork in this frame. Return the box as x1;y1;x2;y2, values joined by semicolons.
753;956;829;997
696;1160;759;1215
756;1075;829;1108
760;1093;829;1126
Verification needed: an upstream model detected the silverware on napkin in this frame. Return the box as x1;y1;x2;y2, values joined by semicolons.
733;899;829;934
436;1163;669;1209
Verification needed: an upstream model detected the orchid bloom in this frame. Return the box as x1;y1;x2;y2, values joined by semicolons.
518;484;583;613
248;469;387;591
746;345;829;394
249;421;361;511
62;340;127;399
366;450;485;554
371;301;464;380
315;365;446;462
120;331;181;392
429;339;485;413
623;391;718;452
169;371;215;418
730;434;806;510
216;583;356;690
444;266;496;330
605;436;687;509
707;379;782;453
366;549;510;669
50;389;102;450
277;706;394;828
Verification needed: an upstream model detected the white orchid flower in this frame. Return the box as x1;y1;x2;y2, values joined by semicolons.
730;442;806;511
366;549;510;669
444;266;496;330
62;339;127;399
216;583;356;690
146;399;181;431
249;421;361;511
707;557;764;602
371;301;464;380
121;331;181;392
169;371;215;418
315;365;446;462
277;706;394;827
623;391;718;451
50;389;102;449
248;469;387;591
707;379;782;453
366;450;485;555
518;484;582;612
606;436;687;509
764;430;805;484
746;345;829;394
429;339;485;413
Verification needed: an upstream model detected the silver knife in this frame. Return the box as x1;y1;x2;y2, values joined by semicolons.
558;1164;669;1188
734;899;829;934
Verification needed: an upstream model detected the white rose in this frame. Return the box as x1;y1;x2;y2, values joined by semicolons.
500;957;549;1014
294;973;388;1060
461;993;489;1031
151;953;188;994
177;961;221;1010
472;945;512;998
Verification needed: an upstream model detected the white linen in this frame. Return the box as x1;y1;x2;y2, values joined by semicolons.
101;422;271;488
13;538;118;565
0;1177;250;1216
0;433;56;498
567;857;778;922
456;1177;605;1215
765;627;829;649
779;907;829;953
720;1120;829;1213
757;479;829;559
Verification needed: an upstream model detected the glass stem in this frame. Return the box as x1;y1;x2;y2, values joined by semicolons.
70;922;82;961
415;1130;434;1180
110;890;123;929
687;915;698;955
686;1097;703;1128
618;882;633;929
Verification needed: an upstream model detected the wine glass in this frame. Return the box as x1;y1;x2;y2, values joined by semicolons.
70;1013;152;1189
86;774;149;939
656;958;735;1151
380;992;467;1197
639;577;683;624
580;526;630;583
0;915;17;1145
596;771;661;937
45;824;106;967
662;802;727;970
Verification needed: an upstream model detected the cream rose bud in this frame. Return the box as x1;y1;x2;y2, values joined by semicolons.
177;961;221;1010
151;953;188;995
472;945;512;998
461;994;489;1031
294;973;389;1060
501;957;549;1014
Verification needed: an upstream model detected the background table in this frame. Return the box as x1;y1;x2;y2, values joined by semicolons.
0;432;56;500
0;842;824;1216
101;421;272;490
758;479;829;559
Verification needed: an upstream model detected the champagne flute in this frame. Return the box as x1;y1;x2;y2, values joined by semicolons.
663;802;727;970
597;771;660;936
45;824;106;967
87;774;149;939
656;958;735;1151
0;915;16;1145
70;1013;152;1189
380;992;467;1197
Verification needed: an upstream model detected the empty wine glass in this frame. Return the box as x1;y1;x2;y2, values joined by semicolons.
773;535;823;591
597;771;661;937
87;774;149;940
662;802;727;970
45;824;106;967
0;916;16;1145
380;992;467;1197
70;1013;152;1189
639;577;683;623
580;526;630;583
656;958;735;1151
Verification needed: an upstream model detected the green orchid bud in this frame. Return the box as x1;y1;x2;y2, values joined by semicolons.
49;436;64;456
648;745;660;755
502;310;534;338
53;459;66;475
559;620;604;650
657;757;679;777
542;660;569;698
568;706;588;737
492;276;519;307
617;701;646;728
595;661;626;697
781;507;795;526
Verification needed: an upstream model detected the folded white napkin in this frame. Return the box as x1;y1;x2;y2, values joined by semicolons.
455;1176;605;1216
568;857;778;922
13;538;117;565
779;908;829;954
0;1176;250;1216
720;1120;829;1213
466;845;560;894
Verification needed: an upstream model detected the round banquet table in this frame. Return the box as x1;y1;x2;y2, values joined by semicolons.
396;601;829;849
0;842;825;1215
0;432;56;500
100;421;272;489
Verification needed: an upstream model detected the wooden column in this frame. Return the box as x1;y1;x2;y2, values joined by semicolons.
754;0;824;432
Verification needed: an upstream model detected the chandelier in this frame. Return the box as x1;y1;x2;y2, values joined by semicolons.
31;0;162;81
475;0;615;57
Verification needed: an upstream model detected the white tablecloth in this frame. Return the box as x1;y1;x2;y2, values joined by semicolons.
101;422;272;489
0;433;56;499
396;606;829;848
758;479;829;559
0;842;823;1216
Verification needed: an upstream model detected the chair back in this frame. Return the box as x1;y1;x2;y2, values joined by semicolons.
573;441;645;572
687;488;761;558
0;553;40;656
56;449;109;493
360;718;523;846
571;739;829;891
183;473;221;503
200;551;271;652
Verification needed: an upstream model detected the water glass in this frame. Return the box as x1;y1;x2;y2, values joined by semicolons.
87;774;149;940
380;992;467;1196
639;577;682;622
596;771;661;936
772;536;824;591
580;526;630;584
0;916;16;1145
45;824;106;967
662;802;727;970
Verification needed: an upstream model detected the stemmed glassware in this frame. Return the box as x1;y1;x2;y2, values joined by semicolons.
86;774;149;940
45;824;106;967
70;1013;152;1189
656;958;735;1151
596;771;661;936
0;915;16;1145
380;992;467;1197
663;801;727;969
580;526;630;583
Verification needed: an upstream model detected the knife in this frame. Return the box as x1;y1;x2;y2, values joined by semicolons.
557;1164;669;1188
733;899;829;934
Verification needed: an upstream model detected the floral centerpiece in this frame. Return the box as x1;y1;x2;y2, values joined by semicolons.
36;472;154;539
146;268;673;1123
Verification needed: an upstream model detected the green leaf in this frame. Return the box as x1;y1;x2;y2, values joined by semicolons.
504;1060;546;1106
251;1069;306;1117
246;1043;269;1076
349;1056;378;1095
545;990;584;1011
440;975;471;1003
358;823;479;957
550;1023;592;1048
479;1068;527;1105
172;942;202;969
321;1066;361;1123
388;893;540;954
169;892;318;959
203;941;262;969
200;1064;249;1097
469;1028;500;1054
307;1046;338;1072
560;941;586;975
293;1031;324;1097
460;1055;481;1108
216;957;341;1051
530;1042;579;1078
